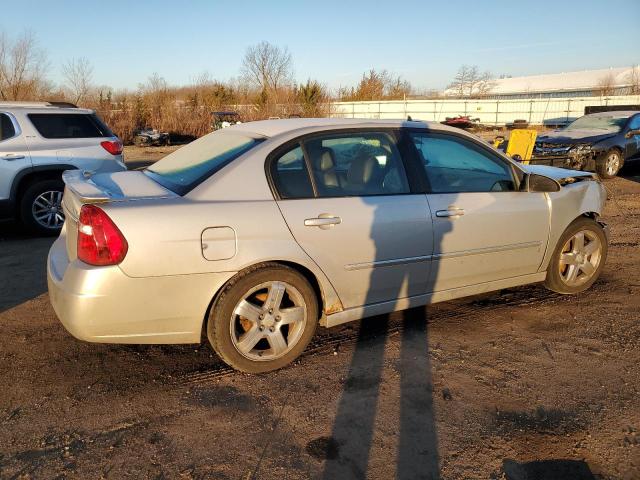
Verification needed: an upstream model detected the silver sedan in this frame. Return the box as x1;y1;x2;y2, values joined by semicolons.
48;119;609;372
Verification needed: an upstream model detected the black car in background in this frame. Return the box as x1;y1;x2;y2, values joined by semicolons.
531;111;640;178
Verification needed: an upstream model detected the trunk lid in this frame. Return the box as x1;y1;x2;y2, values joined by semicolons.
61;169;177;260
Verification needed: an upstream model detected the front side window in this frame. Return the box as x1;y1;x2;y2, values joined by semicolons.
303;132;410;197
0;113;16;141
628;115;640;130
410;133;515;193
28;113;113;139
271;144;314;199
146;131;262;195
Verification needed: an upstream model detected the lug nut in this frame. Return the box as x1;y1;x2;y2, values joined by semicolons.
259;326;265;331
259;314;264;320
276;315;281;321
268;308;274;314
269;327;275;332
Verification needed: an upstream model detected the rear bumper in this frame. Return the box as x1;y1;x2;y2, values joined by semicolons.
47;236;235;344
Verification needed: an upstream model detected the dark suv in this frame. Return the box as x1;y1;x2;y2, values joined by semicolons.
531;111;640;178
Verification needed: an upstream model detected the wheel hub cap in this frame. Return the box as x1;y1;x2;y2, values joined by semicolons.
606;154;620;175
559;230;602;287
230;281;307;361
32;190;65;229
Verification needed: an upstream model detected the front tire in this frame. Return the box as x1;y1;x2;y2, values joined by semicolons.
19;179;65;236
207;263;318;373
544;217;607;294
596;148;623;179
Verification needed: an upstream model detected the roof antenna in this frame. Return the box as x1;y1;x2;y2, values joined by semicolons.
407;115;413;121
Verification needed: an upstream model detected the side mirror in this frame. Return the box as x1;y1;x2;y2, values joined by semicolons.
521;173;561;193
625;129;640;139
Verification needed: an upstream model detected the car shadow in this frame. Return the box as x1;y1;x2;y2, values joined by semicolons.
503;458;596;480
0;220;55;313
620;162;640;183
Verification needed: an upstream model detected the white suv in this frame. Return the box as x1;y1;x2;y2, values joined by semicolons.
0;102;126;235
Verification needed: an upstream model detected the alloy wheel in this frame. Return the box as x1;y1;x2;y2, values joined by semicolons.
558;229;602;287
230;281;307;361
605;152;621;176
32;190;64;229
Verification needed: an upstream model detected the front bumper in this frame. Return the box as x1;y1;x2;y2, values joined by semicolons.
47;236;234;344
528;156;571;167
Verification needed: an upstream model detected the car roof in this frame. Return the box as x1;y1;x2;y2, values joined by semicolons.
226;117;454;138
585;110;640;118
0;101;93;114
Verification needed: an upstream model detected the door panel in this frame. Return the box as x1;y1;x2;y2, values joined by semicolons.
0;113;31;201
626;135;640;162
625;115;640;162
277;195;433;309
427;192;549;291
406;130;550;292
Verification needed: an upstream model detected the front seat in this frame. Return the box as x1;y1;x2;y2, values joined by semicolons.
346;155;383;195
313;147;340;195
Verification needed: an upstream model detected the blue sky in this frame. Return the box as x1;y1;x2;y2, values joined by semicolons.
2;0;639;92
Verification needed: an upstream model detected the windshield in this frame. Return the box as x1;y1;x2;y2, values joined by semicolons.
565;115;629;133
146;131;263;195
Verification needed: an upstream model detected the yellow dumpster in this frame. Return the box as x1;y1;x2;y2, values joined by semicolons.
505;129;537;164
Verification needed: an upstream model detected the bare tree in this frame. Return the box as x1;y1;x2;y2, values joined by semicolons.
628;65;640;95
241;41;293;97
474;71;495;97
593;73;616;96
447;65;495;98
0;31;48;100
448;65;477;97
62;57;93;104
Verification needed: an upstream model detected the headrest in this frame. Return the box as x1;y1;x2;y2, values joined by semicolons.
347;155;380;186
315;148;336;172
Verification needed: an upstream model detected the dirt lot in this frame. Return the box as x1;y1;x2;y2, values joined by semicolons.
1;148;639;479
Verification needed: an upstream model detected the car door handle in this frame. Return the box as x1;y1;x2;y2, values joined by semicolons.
304;214;342;229
435;207;465;218
2;154;25;161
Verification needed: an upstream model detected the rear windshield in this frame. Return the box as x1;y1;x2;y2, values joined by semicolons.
145;132;263;195
28;113;114;139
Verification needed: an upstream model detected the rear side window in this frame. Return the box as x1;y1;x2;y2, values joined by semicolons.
304;132;410;197
28;113;113;139
271;145;314;199
146;131;263;195
0;113;16;141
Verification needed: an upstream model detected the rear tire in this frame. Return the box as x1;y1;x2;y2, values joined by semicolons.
207;263;318;373
19;179;65;236
596;148;623;179
544;217;607;294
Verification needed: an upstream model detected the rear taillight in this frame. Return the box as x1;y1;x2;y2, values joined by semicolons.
100;139;123;155
77;205;128;266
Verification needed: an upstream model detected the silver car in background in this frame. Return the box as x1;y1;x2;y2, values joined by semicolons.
48;119;609;372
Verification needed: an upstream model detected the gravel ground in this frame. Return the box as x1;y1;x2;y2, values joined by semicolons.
0;149;638;479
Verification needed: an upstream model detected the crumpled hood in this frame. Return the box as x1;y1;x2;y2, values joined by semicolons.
537;128;616;145
521;164;596;182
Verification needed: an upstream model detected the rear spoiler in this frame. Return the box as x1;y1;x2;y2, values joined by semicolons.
62;170;111;202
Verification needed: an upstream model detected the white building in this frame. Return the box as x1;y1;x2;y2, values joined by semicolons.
445;66;640;99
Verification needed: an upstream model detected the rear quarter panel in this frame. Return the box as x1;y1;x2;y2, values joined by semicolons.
103;180;342;317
